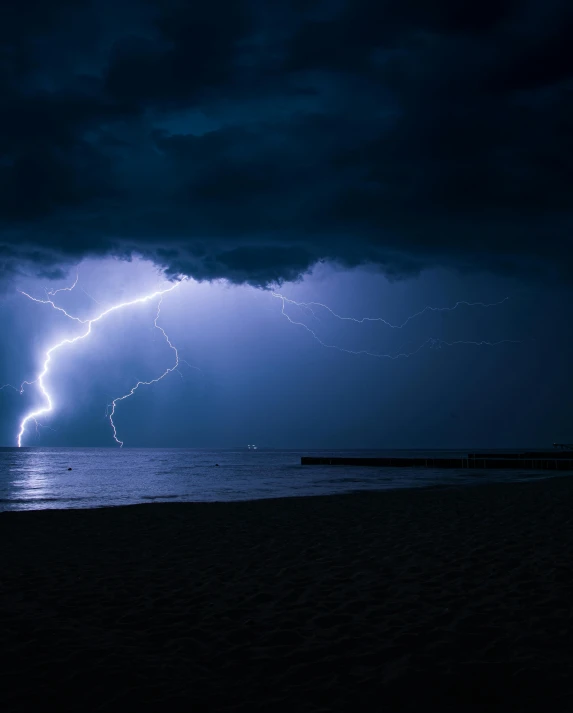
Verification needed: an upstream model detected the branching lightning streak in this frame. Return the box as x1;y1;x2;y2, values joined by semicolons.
3;279;183;447
272;292;520;359
107;297;179;447
2;274;519;445
46;272;79;297
0;383;21;392
273;293;509;329
19;291;88;323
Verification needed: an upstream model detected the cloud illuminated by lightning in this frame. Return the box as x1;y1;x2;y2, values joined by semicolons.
3;277;184;447
272;292;520;359
2;274;520;446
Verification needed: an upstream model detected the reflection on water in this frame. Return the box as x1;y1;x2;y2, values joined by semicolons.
10;450;58;503
0;447;569;512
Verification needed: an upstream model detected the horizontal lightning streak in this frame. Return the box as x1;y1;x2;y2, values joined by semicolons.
272;292;520;359
273;293;509;329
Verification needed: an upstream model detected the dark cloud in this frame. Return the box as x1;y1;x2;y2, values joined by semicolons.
104;1;253;108
0;0;571;285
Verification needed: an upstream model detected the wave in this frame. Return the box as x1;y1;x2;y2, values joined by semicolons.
0;496;91;503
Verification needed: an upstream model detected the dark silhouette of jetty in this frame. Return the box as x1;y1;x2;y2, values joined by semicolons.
302;449;573;471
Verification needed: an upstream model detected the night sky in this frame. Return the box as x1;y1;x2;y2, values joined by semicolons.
0;0;572;448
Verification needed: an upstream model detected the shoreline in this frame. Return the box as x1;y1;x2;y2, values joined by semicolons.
2;476;573;711
2;469;571;514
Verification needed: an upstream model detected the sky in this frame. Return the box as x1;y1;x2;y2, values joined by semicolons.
0;0;572;448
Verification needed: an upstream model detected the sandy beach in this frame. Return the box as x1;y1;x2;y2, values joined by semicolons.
2;477;573;712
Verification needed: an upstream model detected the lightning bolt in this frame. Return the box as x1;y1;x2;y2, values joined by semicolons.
106;297;180;447
272;292;520;359
3;277;185;447
2;275;519;446
46;272;79;297
273;294;509;329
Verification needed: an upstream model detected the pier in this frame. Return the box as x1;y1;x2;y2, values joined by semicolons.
301;453;573;471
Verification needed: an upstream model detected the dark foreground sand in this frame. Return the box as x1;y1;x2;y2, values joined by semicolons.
2;478;573;712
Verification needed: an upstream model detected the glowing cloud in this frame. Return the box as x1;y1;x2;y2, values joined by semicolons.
1;269;520;447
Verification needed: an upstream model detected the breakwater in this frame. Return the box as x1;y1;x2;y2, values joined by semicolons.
301;454;573;471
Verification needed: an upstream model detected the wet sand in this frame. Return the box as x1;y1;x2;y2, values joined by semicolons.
2;477;573;712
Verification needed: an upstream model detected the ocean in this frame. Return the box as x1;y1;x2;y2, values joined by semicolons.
0;447;568;511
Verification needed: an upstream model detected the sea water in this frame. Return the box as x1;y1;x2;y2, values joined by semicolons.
0;447;568;511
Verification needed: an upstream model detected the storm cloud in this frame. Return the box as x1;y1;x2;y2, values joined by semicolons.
1;0;571;285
